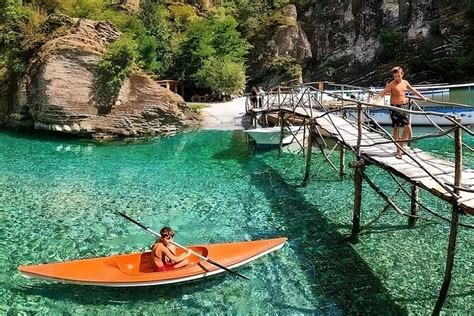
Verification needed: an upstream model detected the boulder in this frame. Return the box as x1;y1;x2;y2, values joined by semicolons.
4;18;198;139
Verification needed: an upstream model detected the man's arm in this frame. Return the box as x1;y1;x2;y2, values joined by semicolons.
162;246;190;263
407;82;428;101
378;81;392;97
374;82;391;105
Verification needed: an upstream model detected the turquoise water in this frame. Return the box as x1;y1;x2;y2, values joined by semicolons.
0;129;472;314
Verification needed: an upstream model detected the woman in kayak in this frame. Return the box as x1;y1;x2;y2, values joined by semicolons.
151;227;191;271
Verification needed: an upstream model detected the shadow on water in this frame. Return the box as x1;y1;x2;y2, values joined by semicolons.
245;159;408;315
13;275;227;306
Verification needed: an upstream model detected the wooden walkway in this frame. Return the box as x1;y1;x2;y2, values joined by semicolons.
288;107;474;215
248;84;472;313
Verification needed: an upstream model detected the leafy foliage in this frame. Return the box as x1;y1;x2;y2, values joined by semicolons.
174;10;249;86
267;55;302;85
0;4;49;77
195;57;245;95
379;30;403;62
168;4;197;33
94;36;137;113
139;0;172;76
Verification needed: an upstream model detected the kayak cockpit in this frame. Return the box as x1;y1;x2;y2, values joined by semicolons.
112;246;208;275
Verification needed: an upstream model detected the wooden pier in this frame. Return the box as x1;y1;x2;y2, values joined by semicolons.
246;83;473;315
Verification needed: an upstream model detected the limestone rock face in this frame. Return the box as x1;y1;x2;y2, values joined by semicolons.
272;5;312;61
297;0;469;84
5;18;198;139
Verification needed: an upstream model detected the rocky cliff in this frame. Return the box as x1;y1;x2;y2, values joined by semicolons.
296;0;471;85
1;18;199;139
245;1;471;87
248;4;313;87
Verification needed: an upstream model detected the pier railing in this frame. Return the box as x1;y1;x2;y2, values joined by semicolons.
245;82;473;314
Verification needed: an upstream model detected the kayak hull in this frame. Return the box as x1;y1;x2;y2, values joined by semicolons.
18;237;287;287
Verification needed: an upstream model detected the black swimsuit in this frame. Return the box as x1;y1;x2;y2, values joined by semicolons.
390;104;409;128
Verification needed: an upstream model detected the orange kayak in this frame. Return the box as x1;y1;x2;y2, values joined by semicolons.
18;237;287;287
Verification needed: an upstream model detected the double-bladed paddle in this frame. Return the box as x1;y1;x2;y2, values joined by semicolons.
117;211;250;280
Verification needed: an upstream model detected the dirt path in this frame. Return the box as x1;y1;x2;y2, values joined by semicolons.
198;97;247;130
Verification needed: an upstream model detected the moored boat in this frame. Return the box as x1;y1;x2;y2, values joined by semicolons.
244;126;305;145
366;106;474;125
18;237;287;287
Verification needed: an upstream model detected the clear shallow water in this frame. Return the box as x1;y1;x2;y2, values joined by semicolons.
0;129;472;314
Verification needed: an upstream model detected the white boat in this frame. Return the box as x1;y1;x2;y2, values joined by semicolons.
244;126;305;145
366;106;474;126
322;83;474;126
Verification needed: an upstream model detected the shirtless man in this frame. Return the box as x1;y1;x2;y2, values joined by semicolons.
378;66;428;159
151;227;191;271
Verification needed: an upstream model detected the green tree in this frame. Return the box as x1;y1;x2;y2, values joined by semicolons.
175;11;249;90
168;4;197;33
139;0;172;76
94;36;137;113
268;56;302;85
211;13;249;62
196;57;245;95
0;4;48;77
175;19;215;82
379;30;403;62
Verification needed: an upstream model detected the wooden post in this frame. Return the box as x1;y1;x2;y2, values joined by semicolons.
279;111;285;155
302;122;313;186
433;121;462;315
341;85;345;109
356;102;363;157
318;81;323;104
351;164;364;243
278;86;281;107
351;101;364;243
339;146;345;178
302;118;306;158
408;185;419;228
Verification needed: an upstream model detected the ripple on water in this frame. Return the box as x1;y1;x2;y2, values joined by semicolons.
0;129;472;314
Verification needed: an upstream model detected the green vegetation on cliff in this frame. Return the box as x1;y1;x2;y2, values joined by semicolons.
1;0;473;98
0;0;250;97
95;36;137;113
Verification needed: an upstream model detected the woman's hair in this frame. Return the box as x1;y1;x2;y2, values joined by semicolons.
160;226;174;237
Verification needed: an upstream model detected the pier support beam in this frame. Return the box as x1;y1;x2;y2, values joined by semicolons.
433;205;460;315
302;123;313;186
339;146;345;179
350;161;365;243
433;121;463;315
408;185;419;228
278;112;285;155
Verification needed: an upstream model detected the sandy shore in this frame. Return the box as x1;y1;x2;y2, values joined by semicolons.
198;97;247;130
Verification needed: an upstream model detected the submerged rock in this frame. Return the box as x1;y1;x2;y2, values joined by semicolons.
2;18;199;139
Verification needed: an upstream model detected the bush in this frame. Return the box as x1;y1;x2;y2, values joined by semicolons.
140;1;172;76
268;56;302;85
94;36;137;113
136;33;161;74
174;11;249;84
379;30;403;62
196;57;245;95
168;4;198;33
69;0;105;19
0;4;49;77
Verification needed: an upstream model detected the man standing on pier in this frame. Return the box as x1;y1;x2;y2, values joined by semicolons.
378;66;428;159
